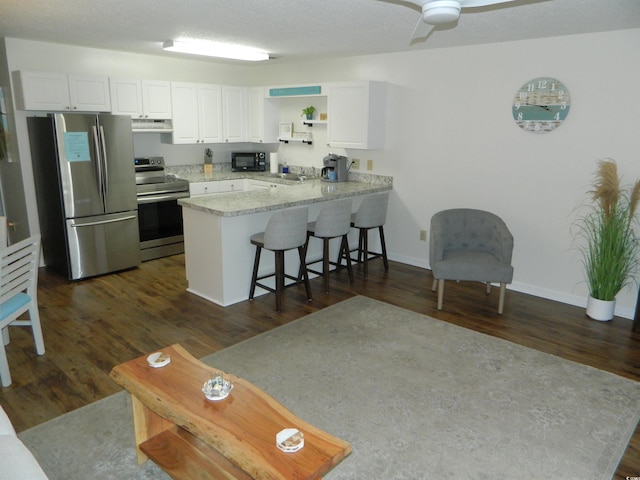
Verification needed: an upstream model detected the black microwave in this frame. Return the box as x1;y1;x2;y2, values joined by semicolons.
231;152;266;172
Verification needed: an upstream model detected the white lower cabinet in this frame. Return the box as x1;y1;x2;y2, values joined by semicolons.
189;179;244;197
189;182;220;196
219;180;242;192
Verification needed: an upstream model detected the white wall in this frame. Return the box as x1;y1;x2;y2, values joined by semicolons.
255;29;640;318
3;29;640;317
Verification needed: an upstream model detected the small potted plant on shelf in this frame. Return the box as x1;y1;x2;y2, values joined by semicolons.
301;106;316;120
575;159;640;321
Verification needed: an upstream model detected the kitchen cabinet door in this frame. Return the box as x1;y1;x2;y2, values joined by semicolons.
110;78;143;117
327;81;386;149
141;80;172;119
68;74;111;112
17;71;110;112
248;87;279;144
218;179;242;192
17;71;70;111
171;82;222;144
198;84;223;144
111;79;172;119
189;181;221;196
222;86;246;143
171;82;200;144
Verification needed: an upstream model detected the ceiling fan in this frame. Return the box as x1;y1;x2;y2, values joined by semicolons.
392;0;524;42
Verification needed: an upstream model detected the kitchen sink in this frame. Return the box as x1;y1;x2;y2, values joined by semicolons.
267;173;316;182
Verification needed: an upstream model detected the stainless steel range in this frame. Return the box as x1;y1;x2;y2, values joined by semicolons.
135;156;189;261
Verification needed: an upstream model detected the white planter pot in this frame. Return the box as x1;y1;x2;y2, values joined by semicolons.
586;296;616;321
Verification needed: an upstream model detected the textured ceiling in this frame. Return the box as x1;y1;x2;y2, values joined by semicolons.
1;0;639;64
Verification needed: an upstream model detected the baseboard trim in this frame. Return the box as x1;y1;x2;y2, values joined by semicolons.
387;253;635;320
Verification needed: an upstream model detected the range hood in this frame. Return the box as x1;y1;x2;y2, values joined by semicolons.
131;119;173;133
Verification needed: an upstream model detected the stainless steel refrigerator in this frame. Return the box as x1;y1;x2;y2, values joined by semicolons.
28;113;140;280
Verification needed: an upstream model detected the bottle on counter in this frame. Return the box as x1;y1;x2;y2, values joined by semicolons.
282;160;289;174
204;148;214;176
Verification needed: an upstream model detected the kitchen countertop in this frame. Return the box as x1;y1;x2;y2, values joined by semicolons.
177;174;392;217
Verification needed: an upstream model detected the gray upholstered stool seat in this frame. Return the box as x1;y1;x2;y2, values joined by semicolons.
347;192;389;278
303;198;354;293
249;206;312;311
429;208;514;314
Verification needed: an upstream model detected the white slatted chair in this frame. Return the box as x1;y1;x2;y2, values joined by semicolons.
0;234;45;387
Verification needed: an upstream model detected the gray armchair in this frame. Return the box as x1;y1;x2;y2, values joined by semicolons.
429;209;514;314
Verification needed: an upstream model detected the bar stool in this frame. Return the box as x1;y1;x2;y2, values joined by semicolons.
348;192;390;278
303;198;354;293
249;206;312;311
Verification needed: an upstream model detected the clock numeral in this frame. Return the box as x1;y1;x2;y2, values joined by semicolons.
560;102;567;110
517;112;524;121
537;79;548;89
527;83;535;92
519;92;528;101
554;112;561;121
514;102;521;110
557;89;566;98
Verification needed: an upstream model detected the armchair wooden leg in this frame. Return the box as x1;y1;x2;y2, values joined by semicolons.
437;279;444;310
431;278;438;292
498;282;506;314
486;282;491;294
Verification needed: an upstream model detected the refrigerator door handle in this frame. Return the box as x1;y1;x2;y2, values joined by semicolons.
99;125;109;196
70;215;137;228
91;125;106;208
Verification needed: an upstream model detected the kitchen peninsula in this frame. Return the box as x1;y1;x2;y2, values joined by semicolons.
178;174;392;306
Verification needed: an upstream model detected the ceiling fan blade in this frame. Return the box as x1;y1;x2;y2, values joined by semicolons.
410;15;426;40
460;0;517;7
410;24;440;45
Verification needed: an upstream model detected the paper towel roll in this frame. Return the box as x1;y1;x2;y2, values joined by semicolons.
270;153;279;173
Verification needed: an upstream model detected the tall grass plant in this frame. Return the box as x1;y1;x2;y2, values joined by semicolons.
577;160;640;301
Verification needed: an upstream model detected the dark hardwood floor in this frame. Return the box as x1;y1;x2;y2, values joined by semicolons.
1;254;639;478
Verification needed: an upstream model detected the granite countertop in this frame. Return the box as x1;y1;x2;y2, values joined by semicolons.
178;176;392;217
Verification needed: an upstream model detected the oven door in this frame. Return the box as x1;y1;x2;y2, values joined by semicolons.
137;191;189;261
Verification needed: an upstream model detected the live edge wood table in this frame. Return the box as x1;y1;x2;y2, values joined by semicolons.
109;344;351;480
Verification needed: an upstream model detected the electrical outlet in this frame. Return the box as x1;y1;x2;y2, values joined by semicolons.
420;229;427;241
367;159;373;171
351;158;360;169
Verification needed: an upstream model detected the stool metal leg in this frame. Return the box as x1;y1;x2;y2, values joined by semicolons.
322;237;331;293
298;246;312;301
274;250;285;311
249;245;262;300
379;225;389;271
362;228;369;278
340;235;354;284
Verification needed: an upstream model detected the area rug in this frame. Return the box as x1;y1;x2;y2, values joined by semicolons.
19;296;640;479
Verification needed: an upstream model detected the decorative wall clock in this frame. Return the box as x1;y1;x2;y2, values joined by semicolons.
512;77;570;134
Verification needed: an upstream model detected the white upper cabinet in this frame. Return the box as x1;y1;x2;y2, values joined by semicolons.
171;82;222;144
110;78;172;119
16;71;111;112
327;81;386;149
221;86;246;143
248;87;279;144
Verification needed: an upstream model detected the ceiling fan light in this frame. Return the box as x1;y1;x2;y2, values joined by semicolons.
162;40;269;61
422;1;462;25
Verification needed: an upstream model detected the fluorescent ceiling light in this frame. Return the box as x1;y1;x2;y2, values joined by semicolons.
162;40;269;61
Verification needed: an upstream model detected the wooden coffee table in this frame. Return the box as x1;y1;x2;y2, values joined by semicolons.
109;344;351;480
